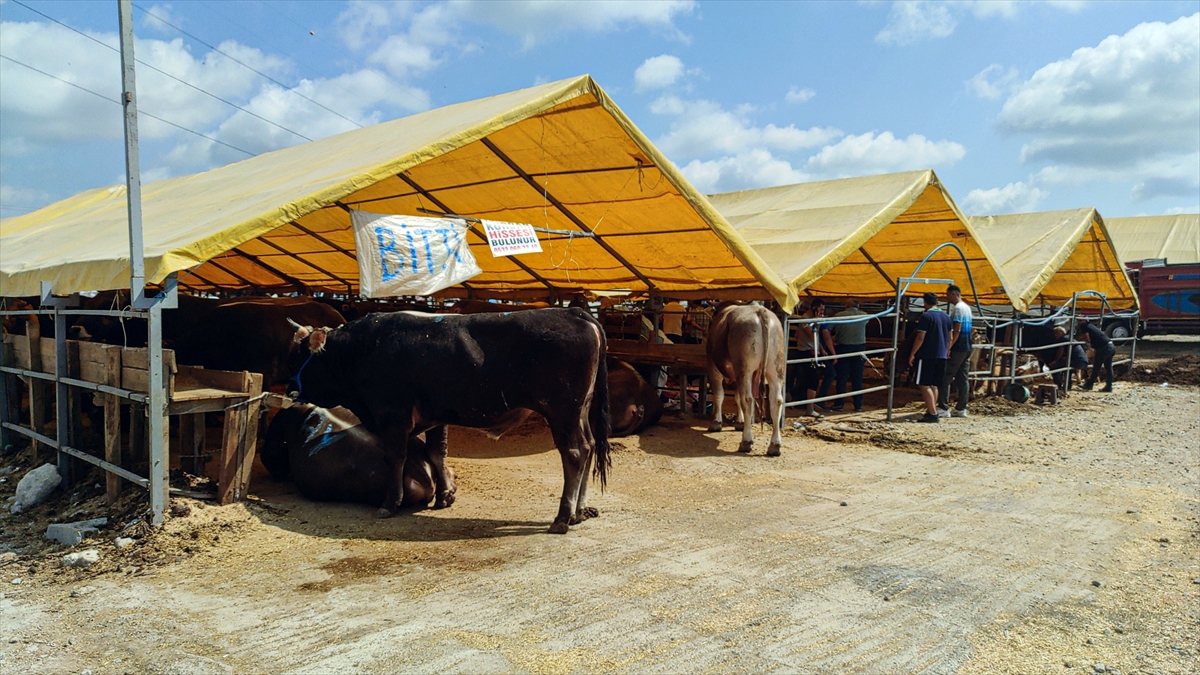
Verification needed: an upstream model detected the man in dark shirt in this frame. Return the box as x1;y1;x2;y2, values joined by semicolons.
1076;320;1116;392
1049;326;1088;392
908;292;953;423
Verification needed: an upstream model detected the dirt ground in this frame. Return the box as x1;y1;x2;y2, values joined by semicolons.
1;339;1197;674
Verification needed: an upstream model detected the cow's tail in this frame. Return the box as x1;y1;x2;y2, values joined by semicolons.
588;317;611;490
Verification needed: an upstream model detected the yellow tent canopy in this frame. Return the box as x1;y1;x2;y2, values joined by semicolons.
707;170;1015;308
1;75;796;310
1103;214;1200;265
968;209;1137;310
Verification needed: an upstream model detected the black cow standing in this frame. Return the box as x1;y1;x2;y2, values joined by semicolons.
287;308;610;534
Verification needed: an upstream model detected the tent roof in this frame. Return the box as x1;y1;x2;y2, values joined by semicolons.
707;170;1017;308
1;75;796;310
968;208;1137;309
1103;214;1200;265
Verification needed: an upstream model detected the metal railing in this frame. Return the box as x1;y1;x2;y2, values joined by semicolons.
0;279;176;524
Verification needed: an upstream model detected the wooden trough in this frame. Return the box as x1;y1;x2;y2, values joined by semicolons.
4;335;263;505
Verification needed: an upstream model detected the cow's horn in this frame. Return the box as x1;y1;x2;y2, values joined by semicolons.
286;317;303;330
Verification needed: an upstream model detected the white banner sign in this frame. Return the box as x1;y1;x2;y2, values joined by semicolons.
350;211;481;297
483;220;543;257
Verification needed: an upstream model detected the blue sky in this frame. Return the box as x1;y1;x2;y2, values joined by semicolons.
1;1;1197;221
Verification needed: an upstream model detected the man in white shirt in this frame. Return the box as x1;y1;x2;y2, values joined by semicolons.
937;285;973;418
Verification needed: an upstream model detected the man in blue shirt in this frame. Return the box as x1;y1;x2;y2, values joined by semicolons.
908;292;952;423
937;285;973;418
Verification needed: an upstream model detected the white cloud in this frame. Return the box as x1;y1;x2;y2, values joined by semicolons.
634;55;685;92
803;131;966;177
967;64;1018;100
682;150;808;194
961;181;1047;214
0;184;50;210
996;14;1200;201
785;86;815;104
969;1;1018;20
1164;206;1200;215
140;4;180;35
0;21;285;143
455;0;697;48
651;96;841;160
876;1;957;46
877;1;1087;46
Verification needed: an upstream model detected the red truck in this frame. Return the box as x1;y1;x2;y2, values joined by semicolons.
1112;260;1200;337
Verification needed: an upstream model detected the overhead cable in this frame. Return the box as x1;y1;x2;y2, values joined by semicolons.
10;0;313;143
0;53;255;157
132;2;364;129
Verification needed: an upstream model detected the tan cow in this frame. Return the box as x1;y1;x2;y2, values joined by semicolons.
705;303;787;456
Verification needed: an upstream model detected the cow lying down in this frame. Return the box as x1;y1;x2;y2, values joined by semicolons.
608;358;663;437
261;404;453;509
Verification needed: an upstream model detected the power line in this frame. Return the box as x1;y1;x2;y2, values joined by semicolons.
9;0;313;143
0;53;256;157
132;3;365;130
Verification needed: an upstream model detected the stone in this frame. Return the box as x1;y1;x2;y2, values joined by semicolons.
1091;580;1103;588
46;518;108;546
1093;664;1106;673
840;501;848;507
69;586;94;598
62;550;100;569
114;537;135;549
10;577;21;585
10;464;61;514
0;552;17;564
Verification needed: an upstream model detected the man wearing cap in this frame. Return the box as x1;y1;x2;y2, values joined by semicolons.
908;292;952;423
937;285;973;418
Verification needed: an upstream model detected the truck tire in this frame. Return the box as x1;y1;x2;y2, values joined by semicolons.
1104;321;1132;340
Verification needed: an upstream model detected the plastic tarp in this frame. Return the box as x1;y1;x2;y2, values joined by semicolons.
1;75;796;311
707;170;1016;307
1103;214;1200;265
968;209;1137;310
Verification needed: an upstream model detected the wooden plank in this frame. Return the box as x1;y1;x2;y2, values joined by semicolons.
176;365;249;393
103;346;121;506
120;347;177;374
216;401;248;505
29;379;46;456
129;402;146;464
11;335;33;371
38;338;79;377
233;373;264;501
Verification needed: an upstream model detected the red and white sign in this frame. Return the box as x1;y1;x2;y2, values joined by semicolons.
483;220;542;257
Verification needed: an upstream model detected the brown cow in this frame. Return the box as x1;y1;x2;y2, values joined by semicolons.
705;303;787;456
607;358;663;437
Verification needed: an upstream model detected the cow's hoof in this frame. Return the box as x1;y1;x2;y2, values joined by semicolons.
570;507;599;524
548;521;570;535
737;441;753;453
434;491;456;509
766;443;781;457
707;422;723;432
374;507;397;519
733;422;745;432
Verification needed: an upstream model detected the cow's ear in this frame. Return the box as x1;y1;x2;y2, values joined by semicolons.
292;325;312;344
308;329;328;353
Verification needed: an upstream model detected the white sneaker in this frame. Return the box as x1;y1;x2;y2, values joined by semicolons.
936;407;950;418
950;409;968;418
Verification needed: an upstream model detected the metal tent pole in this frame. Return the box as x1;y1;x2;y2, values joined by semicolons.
118;0;145;297
886;281;902;422
1066;293;1077;392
